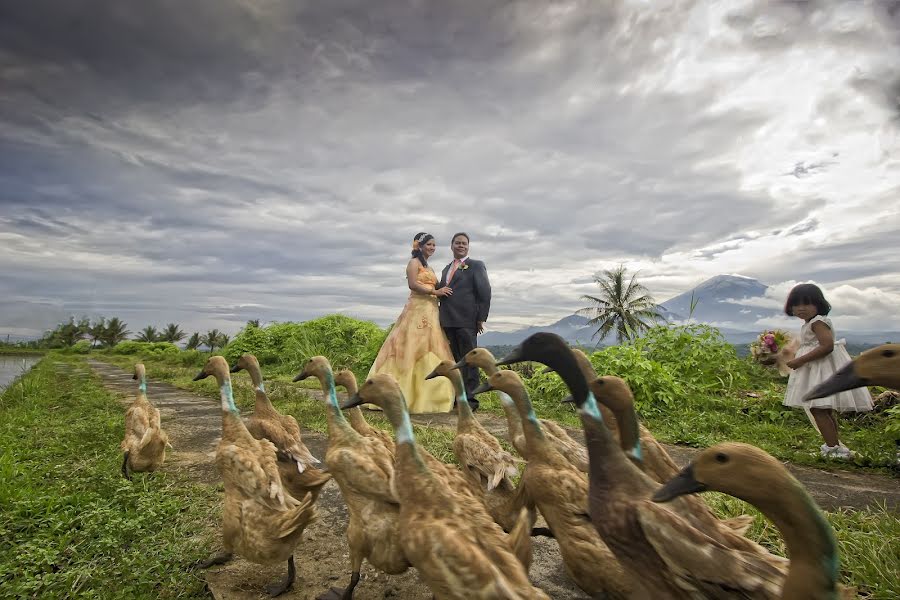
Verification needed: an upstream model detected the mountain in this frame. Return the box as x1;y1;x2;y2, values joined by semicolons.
480;274;900;348
659;274;777;329
479;314;598;346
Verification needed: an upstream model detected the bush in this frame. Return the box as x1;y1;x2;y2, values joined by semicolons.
633;324;753;394
71;340;92;354
522;324;755;417
224;315;388;379
109;341;180;357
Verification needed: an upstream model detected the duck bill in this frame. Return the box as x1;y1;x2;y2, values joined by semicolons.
451;358;467;370
192;371;209;382
496;346;524;366
424;368;439;380
560;395;574;404
229;363;243;373
652;465;707;502
340;393;365;410
472;381;494;395
804;363;868;401
292;372;309;383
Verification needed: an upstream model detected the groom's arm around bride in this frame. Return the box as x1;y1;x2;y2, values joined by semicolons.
438;232;492;408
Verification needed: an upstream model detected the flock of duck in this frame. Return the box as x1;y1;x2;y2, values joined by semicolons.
118;333;900;599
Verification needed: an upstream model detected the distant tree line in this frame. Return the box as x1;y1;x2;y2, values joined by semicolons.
4;316;231;352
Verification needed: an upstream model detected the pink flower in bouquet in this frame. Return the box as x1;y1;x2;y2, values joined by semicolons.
763;333;778;353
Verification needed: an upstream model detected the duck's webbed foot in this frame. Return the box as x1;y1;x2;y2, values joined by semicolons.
266;555;296;597
316;571;360;600
197;551;233;569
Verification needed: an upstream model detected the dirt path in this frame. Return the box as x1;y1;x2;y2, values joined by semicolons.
88;360;899;600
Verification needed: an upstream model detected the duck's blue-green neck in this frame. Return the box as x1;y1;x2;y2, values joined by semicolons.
628;439;643;462
324;370;347;422
138;376;147;394
395;408;415;445
450;372;469;409
256;381;265;393
578;391;604;422
219;380;238;414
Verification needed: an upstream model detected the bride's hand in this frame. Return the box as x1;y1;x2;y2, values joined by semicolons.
434;286;452;297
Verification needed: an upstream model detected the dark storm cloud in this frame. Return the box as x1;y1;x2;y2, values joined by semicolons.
1;0;898;336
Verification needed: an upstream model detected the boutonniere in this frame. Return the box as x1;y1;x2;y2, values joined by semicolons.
460;263;470;270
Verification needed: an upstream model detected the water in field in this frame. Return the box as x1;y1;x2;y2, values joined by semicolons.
0;355;41;391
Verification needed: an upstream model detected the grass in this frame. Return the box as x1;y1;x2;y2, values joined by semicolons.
0;347;45;355
0;354;219;599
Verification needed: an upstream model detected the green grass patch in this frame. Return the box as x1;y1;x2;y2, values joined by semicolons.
705;493;900;599
0;354;218;599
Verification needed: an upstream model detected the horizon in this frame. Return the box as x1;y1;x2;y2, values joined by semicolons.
2;2;899;338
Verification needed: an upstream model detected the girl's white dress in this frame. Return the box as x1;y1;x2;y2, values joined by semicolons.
784;315;874;412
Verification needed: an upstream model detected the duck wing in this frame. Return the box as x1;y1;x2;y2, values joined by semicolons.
454;433;520;491
636;500;787;599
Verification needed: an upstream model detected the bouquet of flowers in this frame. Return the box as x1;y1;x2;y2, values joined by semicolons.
750;329;798;376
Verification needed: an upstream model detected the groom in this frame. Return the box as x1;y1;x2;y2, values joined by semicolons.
438;232;491;411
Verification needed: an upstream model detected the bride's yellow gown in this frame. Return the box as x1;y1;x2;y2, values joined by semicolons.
367;265;455;413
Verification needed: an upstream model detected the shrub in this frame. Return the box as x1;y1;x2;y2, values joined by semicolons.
522;323;755;417
224;315;388;379
109;341;180;357
633;324;752;394
71;340;92;354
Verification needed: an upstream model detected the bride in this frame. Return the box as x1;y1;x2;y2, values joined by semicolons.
366;232;455;413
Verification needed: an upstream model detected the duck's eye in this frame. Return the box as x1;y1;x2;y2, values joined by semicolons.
882;349;895;358
715;452;729;464
596;379;605;386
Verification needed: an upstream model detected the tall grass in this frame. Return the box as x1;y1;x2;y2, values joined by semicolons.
0;356;218;599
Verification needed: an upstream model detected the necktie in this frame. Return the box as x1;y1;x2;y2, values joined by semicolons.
447;259;460;283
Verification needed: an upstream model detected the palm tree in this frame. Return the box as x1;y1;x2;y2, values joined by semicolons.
135;326;159;342
218;333;230;348
185;332;202;351
160;323;186;343
202;329;222;352
102;318;130;347
87;317;106;348
60;317;85;346
578;265;663;344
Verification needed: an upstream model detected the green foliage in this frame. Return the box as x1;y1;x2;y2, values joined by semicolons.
184;332;201;351
0;355;215;598
135;325;159;342
225;315;388;380
159;323;186;343
109;341;180;357
634;323;753;394
525;323;750;417
71;339;92;354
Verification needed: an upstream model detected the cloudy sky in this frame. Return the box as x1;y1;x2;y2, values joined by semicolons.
1;0;899;339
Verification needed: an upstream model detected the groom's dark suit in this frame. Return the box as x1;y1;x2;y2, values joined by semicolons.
438;257;491;405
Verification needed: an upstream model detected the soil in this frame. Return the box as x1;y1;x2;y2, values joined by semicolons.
87;360;899;600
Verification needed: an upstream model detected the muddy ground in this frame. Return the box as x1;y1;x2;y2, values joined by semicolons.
87;360;899;600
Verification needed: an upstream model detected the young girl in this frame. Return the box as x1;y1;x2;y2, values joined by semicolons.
783;283;873;458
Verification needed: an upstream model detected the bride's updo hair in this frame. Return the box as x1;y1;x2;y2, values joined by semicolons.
411;232;434;266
